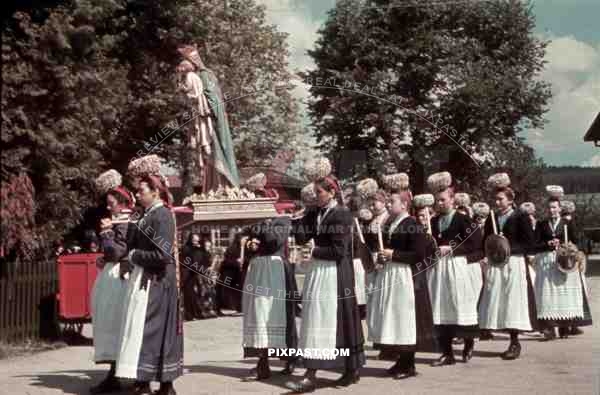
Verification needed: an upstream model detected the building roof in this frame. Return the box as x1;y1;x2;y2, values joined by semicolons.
584;112;600;145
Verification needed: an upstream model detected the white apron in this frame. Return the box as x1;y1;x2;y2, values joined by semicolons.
367;262;415;345
242;255;287;349
534;251;584;320
91;262;127;362
479;255;532;331
428;254;480;326
115;265;151;379
353;258;367;306
298;259;338;355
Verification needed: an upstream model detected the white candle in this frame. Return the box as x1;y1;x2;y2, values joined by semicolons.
490;210;498;235
425;207;432;236
563;225;568;245
355;218;365;244
377;225;384;251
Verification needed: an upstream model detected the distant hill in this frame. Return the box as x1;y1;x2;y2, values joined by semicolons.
542;166;600;194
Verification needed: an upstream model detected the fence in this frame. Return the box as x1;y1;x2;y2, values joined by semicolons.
0;258;57;343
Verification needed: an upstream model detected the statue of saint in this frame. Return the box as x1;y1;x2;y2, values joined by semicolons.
177;44;240;193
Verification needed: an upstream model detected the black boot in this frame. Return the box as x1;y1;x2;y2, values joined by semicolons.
285;370;317;393
501;332;521;360
246;357;271;380
394;366;418;380
462;338;474;363
558;327;569;339
394;352;417;379
387;359;403;376
431;353;456;366
89;364;121;394
334;369;360;387
541;327;556;341
130;381;152;395
155;382;176;395
431;336;455;366
480;330;494;341
280;359;296;375
570;326;584;336
501;342;521;360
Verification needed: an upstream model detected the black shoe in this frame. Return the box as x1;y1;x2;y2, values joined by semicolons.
431;353;456;367
153;385;176;395
334;370;360;387
89;376;121;394
501;343;521;360
245;364;271;381
280;360;296;375
541;328;556;341
394;367;418;380
285;377;316;393
386;361;402;376
558;327;569;339
480;330;494;341
462;339;474;363
570;327;584;336
130;382;152;395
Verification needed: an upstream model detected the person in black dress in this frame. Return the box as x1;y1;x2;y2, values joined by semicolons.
181;233;217;320
241;216;299;380
285;174;365;393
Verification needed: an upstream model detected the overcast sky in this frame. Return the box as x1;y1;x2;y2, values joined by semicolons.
257;0;600;167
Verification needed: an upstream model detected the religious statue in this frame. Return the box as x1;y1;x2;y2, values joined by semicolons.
177;44;241;194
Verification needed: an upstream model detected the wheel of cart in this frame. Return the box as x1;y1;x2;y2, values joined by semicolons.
56;253;102;339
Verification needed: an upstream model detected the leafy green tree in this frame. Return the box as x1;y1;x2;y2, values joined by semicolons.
2;0;313;257
304;0;551;190
2;8;129;253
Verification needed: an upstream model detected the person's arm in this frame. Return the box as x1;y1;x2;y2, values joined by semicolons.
99;222;129;262
260;217;291;255
291;209;317;245
453;215;483;261
311;209;352;262
519;214;536;255
130;208;175;270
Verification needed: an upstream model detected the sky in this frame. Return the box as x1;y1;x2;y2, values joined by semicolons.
256;0;600;167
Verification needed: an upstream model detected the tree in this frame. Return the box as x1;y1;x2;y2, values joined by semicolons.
94;0;313;192
2;8;130;254
2;0;314;257
304;0;551;190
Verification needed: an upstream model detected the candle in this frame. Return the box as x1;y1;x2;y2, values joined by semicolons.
239;237;246;266
490;210;498;235
563;225;568;245
377;224;384;251
425;207;432;236
355;218;365;244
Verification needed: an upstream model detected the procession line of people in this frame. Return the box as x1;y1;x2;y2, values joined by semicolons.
89;154;592;394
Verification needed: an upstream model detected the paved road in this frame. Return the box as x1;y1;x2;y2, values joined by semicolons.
1;267;599;395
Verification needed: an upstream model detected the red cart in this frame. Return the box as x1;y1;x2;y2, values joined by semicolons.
56;253;103;334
